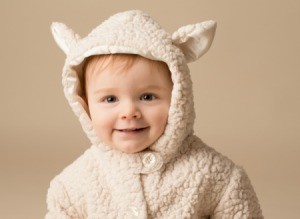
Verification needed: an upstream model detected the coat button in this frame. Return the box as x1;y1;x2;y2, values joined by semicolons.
139;151;164;174
142;152;156;168
130;206;139;217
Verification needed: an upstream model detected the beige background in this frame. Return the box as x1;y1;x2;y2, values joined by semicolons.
1;0;299;218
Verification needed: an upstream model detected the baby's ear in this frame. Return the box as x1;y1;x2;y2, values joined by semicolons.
172;20;217;63
51;22;81;55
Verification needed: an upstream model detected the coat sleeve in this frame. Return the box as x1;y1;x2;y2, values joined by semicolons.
212;166;263;219
45;177;80;219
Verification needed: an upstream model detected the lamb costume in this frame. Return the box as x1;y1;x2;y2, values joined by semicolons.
46;10;263;219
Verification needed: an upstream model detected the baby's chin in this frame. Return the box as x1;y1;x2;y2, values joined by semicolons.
114;146;148;154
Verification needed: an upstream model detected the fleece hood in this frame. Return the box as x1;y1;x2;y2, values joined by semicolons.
51;10;216;166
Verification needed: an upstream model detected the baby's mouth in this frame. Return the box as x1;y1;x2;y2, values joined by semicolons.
116;127;148;132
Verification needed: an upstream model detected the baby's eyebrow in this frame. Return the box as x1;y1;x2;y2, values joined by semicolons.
94;85;166;94
94;87;116;94
140;85;166;91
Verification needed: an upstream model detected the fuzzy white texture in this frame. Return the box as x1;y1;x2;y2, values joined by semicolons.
46;10;263;218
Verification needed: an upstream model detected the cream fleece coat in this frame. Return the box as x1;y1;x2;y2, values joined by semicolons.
46;10;263;218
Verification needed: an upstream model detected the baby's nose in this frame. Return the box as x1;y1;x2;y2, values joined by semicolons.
120;101;142;120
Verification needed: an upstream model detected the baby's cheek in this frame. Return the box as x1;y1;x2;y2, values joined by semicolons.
90;115;107;133
153;107;169;127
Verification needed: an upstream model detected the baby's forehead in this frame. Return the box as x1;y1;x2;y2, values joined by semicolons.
84;54;172;81
84;55;173;93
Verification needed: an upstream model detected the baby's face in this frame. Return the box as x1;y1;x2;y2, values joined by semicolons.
86;57;172;153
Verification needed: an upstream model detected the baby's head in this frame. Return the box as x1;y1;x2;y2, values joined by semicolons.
83;54;173;153
51;10;216;160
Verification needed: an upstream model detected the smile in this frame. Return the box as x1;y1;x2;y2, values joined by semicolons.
116;127;149;132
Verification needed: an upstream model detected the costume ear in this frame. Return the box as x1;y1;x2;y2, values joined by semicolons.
172;20;217;63
51;22;81;55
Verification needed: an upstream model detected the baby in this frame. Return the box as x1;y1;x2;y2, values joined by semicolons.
46;10;263;218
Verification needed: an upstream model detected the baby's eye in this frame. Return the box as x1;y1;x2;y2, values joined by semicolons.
141;93;156;101
103;96;118;103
